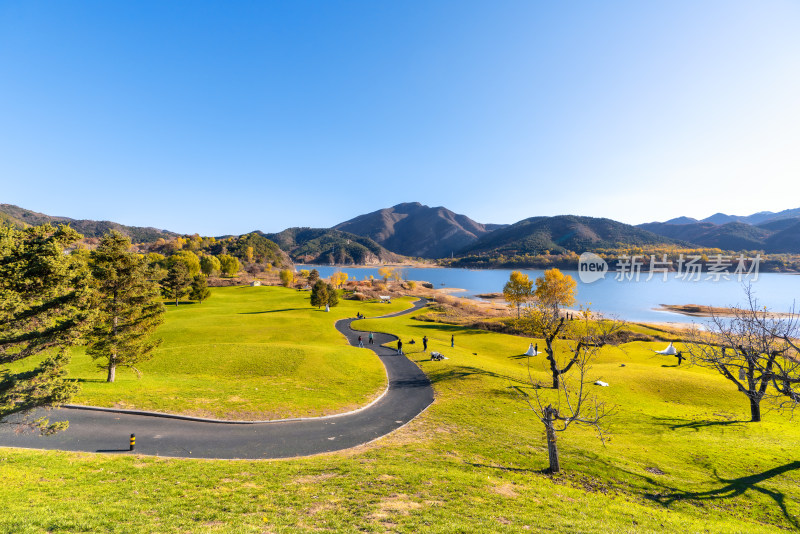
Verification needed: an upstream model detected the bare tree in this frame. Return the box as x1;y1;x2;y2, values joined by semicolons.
519;315;617;472
685;286;800;422
520;306;624;389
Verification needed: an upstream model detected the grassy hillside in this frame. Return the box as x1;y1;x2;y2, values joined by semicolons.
55;287;412;419
2;293;799;532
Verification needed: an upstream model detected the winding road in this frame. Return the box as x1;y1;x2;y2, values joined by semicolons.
0;299;434;459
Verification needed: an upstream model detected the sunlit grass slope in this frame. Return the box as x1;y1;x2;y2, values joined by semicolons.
67;286;414;419
2;301;799;532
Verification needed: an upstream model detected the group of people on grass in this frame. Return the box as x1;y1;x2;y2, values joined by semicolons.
353;310;453;359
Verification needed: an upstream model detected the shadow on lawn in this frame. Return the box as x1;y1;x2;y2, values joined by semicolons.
70;378;107;383
238;308;305;314
409;323;492;334
652;416;746;432
425;365;531;386
465;462;546;475
508;353;538;360
647;461;800;529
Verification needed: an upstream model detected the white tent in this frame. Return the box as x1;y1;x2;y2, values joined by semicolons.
525;343;541;356
655;342;678;355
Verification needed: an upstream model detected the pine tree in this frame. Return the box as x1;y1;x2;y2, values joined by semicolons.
0;223;95;433
87;231;166;383
310;279;328;308
162;261;192;305
190;274;211;303
326;283;339;307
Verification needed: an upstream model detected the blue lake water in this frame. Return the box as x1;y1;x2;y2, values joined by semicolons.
297;265;800;324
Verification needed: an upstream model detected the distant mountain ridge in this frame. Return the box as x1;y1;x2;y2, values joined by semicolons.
460;215;683;256
652;206;800;226
263;228;403;265
5;201;800;261
0;203;178;243
333;202;504;258
639;214;800;253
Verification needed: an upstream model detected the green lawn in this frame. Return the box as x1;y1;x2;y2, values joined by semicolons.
65;286;414;419
2;293;799;532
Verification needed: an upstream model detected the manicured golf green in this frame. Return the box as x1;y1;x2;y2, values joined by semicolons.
65;286;414;419
2;291;799;532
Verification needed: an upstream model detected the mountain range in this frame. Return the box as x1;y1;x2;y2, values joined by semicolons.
638;215;800;254
2;202;799;261
333;202;505;258
661;207;800;226
0;203;178;243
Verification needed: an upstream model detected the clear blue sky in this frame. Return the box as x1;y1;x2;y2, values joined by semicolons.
2;1;799;235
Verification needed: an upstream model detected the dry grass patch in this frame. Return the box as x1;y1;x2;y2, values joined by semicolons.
293;473;339;485
490;483;519;498
371;494;423;518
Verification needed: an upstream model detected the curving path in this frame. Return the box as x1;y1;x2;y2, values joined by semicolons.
0;299;433;459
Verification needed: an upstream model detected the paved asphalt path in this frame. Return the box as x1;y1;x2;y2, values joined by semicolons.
0;298;434;459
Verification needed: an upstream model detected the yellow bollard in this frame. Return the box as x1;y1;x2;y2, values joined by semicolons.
130;433;136;451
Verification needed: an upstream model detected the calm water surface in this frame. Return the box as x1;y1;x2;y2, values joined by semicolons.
298;265;800;324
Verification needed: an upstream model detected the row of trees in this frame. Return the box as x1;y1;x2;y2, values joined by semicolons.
1;225;214;434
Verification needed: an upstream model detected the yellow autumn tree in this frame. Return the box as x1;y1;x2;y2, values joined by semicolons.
503;271;533;318
534;268;576;319
330;271;348;288
279;269;294;287
378;266;393;282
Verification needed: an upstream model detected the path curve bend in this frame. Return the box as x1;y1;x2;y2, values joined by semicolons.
0;299;434;459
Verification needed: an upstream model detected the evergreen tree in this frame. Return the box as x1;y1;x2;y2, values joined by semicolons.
0;224;95;433
310;279;328;308
87;231;166;383
162;261;192;305
326;283;339;307
308;269;320;284
190;274;211;303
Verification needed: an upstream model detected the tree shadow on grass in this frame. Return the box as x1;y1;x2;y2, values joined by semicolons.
508;353;539;360
465;462;547;475
238;308;305;315
410;324;491;334
425;365;532;386
647;461;800;529
70;378;107;384
651;416;746;432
